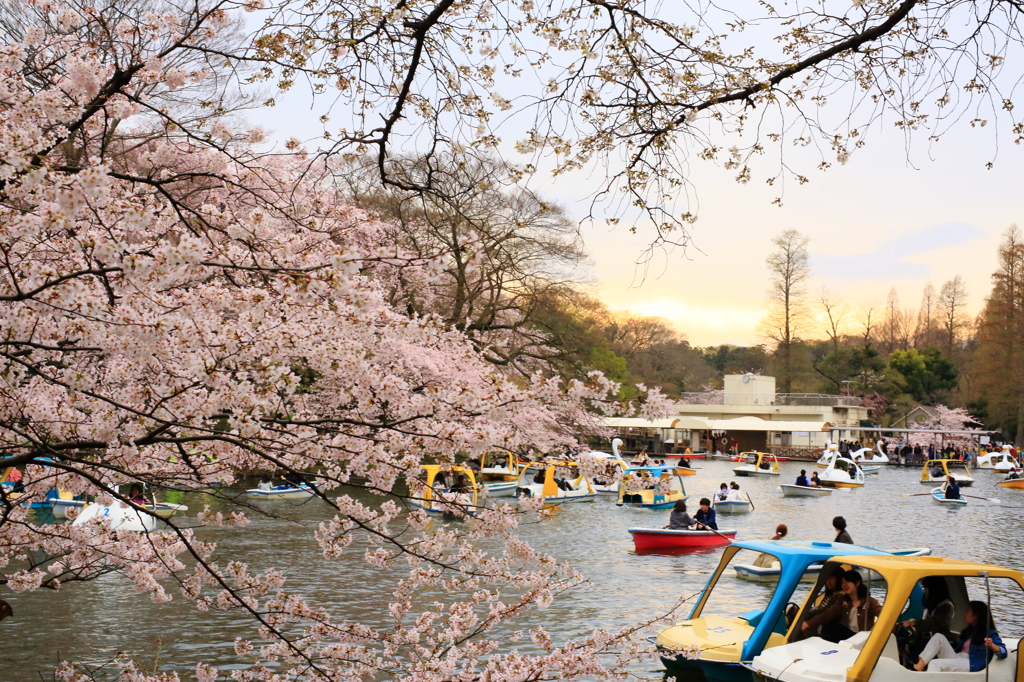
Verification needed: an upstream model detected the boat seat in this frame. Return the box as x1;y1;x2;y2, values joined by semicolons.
879;633;900;663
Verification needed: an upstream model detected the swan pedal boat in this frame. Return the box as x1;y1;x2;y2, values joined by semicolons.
246;484;315;499
977;446;1019;471
849;440;891;465
779;484;831;497
919;458;974;487
629;527;736;551
745;554;1024;682
931;485;967;506
71;501;158;533
733;452;780;477
656;541;920;682
734;547;932;582
818;454;866;488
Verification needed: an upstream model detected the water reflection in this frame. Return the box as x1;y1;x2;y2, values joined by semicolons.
2;462;1022;680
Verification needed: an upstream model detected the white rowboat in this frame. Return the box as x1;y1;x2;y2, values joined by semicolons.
779;484;832;498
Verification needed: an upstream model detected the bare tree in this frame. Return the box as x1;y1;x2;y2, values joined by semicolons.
818;287;848;354
915;283;939;348
857;303;879;348
879;288;911;354
334;152;589;374
759;230;811;392
938;276;970;356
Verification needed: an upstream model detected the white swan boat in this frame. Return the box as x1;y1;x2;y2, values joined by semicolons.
72;500;158;533
246;484;315;499
779;484;832;497
849;440;890;465
733;452;780;477
818;455;865;488
978;445;1020;472
584;438;628;494
515;460;598;505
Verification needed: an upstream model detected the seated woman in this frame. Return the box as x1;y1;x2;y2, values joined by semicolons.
128;484;148;505
912;601;1006;672
943;475;961;500
752;524;788;567
899;576;955;665
666;500;693;529
800;569;882;643
726;482;746;501
796;572;843;637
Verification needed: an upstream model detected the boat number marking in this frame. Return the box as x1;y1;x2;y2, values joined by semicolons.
102;508;110;516
820;650;839;655
706;626;731;633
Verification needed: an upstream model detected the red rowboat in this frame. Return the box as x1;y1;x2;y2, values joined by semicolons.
628;527;736;552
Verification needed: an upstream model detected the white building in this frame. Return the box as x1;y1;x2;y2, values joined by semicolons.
601;374;871;457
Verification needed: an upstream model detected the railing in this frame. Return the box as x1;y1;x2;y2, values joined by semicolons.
678;393;864;407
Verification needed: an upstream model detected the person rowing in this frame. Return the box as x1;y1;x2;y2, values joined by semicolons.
943;475;961;500
795;469;810;487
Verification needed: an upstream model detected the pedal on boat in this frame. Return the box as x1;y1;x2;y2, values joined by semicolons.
930;486;967;506
779;484;831;497
628;527;736;551
245;484;315;499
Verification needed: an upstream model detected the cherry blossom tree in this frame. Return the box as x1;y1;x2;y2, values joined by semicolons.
0;2;675;680
912;405;982;448
252;0;1024;248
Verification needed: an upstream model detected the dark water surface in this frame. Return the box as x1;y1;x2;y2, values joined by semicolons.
2;461;1020;680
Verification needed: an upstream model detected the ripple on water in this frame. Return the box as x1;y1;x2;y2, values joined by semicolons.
2;462;1022;680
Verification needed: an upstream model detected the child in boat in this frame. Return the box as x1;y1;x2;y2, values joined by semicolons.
715;483;729;501
693;498;718;530
665;500;693;529
913;601;1006;672
809;472;821;487
795;470;810;487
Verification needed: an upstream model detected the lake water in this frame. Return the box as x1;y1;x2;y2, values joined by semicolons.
2;461;1021;681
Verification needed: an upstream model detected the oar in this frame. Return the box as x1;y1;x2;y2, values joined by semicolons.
900;493;933;497
746;493;756;511
693;522;734;542
964;494;1001;503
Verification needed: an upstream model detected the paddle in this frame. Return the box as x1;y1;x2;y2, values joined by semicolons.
693;522;733;542
746;493;756;511
901;492;1001;503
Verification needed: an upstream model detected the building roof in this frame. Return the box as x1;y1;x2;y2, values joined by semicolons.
601;416;827;432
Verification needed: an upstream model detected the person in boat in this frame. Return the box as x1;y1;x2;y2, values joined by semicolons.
809;471;821;487
693;498;718;531
913;601;1006;672
282;471;304;487
1007;470;1021;480
795;469;810;487
449;474;469;494
759;457;771;470
258;477;273;491
801;569;882;643
726;482;745;502
677;457;691;468
798;571;843;636
899;576;955;665
752;524;788;568
636;449;650;465
930;463;945;479
833;516;852;544
0;599;10;623
128;484;148;505
665;500;694;530
715;483;729;501
532;467;545;485
943;475;961;500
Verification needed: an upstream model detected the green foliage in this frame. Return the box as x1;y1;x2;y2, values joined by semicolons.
888;347;958;403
